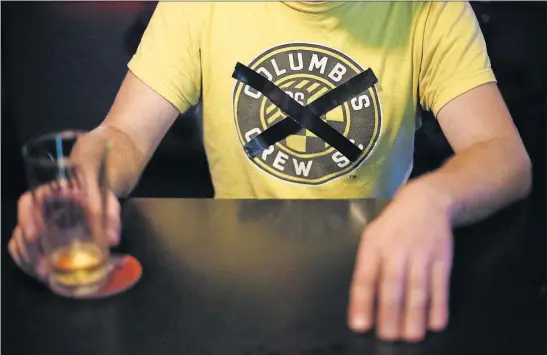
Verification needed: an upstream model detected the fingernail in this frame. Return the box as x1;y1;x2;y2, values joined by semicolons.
350;315;369;332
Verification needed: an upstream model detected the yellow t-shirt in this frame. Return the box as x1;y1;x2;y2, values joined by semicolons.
128;1;496;198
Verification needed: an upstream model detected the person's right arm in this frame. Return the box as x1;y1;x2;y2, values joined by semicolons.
74;1;207;197
73;71;181;198
9;2;207;277
9;73;182;277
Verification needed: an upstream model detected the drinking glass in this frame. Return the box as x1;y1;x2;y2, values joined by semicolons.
22;130;140;298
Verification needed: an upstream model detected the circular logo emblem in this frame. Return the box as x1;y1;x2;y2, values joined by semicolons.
233;43;382;185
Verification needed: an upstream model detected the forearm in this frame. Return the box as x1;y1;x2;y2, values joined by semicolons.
68;72;182;197
403;138;532;227
72;124;146;198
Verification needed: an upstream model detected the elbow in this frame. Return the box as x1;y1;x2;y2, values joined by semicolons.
514;148;533;200
521;157;533;198
498;135;533;202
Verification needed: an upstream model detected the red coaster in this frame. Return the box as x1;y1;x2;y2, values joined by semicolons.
82;254;142;299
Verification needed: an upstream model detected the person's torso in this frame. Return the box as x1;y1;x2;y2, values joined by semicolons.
198;2;429;198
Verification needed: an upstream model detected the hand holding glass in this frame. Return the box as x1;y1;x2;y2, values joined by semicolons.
21;131;140;298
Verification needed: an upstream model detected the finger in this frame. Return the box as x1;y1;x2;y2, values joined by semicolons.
14;225;45;274
17;192;40;242
402;257;430;342
90;191;120;246
32;183;55;203
67;163;115;247
14;227;31;265
9;231;36;277
428;260;450;331
34;258;49;281
8;237;21;266
74;143;121;247
377;252;408;341
21;227;45;269
21;185;52;240
106;193;121;246
348;240;381;333
79;154;103;214
13;223;48;282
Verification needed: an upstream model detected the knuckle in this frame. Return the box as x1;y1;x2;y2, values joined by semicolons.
409;251;430;265
380;244;404;259
17;191;32;205
382;292;402;307
409;275;427;290
34;184;50;199
361;275;376;287
356;266;377;283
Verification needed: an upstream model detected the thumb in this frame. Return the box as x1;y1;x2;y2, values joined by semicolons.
76;142;121;248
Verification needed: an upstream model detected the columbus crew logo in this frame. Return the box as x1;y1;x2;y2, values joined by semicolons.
233;43;382;185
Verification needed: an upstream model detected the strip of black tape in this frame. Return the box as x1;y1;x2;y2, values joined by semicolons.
233;63;369;163
243;68;378;158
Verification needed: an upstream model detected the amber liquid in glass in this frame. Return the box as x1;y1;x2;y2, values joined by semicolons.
48;241;108;297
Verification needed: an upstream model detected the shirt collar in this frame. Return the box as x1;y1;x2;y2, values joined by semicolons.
281;1;346;13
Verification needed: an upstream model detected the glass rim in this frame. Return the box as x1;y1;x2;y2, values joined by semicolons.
21;130;88;162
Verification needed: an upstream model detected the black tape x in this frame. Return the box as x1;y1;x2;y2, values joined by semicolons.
232;62;378;163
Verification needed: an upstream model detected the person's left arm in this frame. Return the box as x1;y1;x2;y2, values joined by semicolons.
409;82;531;226
347;1;531;343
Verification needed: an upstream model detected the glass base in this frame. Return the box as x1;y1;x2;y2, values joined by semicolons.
49;254;142;299
50;277;108;298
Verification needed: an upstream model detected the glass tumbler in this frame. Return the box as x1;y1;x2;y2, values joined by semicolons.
22;130;112;297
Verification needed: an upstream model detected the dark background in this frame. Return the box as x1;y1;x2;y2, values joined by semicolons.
1;2;545;226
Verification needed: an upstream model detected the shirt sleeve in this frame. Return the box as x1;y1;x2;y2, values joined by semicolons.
418;1;497;117
128;2;208;114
